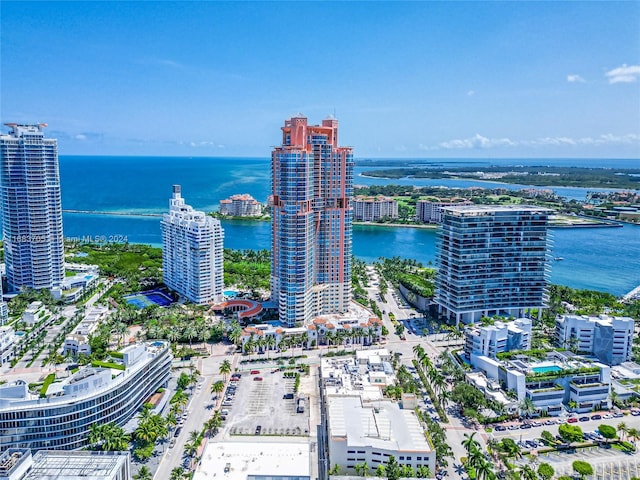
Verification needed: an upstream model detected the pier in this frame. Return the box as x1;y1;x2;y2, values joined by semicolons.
63;209;162;218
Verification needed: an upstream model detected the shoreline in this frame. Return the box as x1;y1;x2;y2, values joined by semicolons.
354;222;437;229
357;173;640;193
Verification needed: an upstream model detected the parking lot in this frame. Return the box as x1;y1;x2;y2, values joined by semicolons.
221;369;310;436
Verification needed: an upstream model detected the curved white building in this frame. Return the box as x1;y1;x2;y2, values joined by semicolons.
0;342;171;452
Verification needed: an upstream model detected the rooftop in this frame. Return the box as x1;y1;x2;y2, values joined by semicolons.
193;440;310;480
22;451;129;480
441;204;553;215
327;396;432;453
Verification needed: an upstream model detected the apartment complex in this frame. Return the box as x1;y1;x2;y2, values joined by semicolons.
463;317;532;360
219;193;262;217
555;314;635;365
271;115;353;326
321;351;435;474
62;306;109;356
416;200;471;224
435;205;551;325
470;351;611;415
161;185;224;304
353;195;398;222
0;124;64;292
0;342;171;451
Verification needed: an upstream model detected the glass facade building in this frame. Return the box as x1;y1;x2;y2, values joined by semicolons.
271;115;353;326
435;205;551;325
0;124;64;292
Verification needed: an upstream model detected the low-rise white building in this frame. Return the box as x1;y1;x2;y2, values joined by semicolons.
322;351;435;474
62;306;109;356
21;302;48;327
0;449;130;480
240;313;383;353
464;318;532;360
0;326;16;366
470;352;611;415
555;314;634;365
194;441;310;480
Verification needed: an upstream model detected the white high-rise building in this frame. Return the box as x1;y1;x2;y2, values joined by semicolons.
161;185;224;304
0;123;64;291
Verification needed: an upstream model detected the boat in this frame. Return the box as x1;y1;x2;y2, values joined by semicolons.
554;257;564;261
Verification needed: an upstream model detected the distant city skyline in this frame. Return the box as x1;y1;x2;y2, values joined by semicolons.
1;1;639;158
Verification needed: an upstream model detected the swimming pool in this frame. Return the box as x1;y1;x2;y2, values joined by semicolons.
223;290;238;298
532;365;563;374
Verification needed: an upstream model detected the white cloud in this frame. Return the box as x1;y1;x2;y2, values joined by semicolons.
467;90;476;96
74;134;87;141
438;134;516;149
567;74;585;83
422;133;640;151
605;64;640;84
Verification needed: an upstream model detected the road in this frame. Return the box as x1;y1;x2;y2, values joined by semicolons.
154;348;239;480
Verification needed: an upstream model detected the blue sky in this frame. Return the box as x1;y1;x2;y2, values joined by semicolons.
2;1;639;158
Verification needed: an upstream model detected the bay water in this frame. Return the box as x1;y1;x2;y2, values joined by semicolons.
59;156;640;296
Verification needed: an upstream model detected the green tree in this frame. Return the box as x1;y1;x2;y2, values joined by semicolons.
219;359;232;381
537;463;555;480
170;467;186;480
133;466;153;480
572;460;593;480
384;455;401;480
598;424;618;443
177;372;191;390
558;423;584;443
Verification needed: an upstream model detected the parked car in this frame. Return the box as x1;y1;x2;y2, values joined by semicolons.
250;370;260;375
520;424;532;429
579;416;589;422
567;417;578;423
255;425;262;435
253;377;263;381
591;414;602;420
495;425;506;431
613;412;623;418
603;414;613;419
631;410;640;416
508;425;519;431
174;427;182;438
544;419;556;425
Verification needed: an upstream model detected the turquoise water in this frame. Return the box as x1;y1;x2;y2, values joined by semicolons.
532;365;563;373
56;156;640;296
223;290;238;297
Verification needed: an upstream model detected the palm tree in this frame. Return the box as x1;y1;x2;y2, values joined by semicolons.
211;380;225;398
219;359;232;381
184;324;197;348
199;324;210;353
462;432;481;457
229;326;242;348
617;421;629;441
133;466;153;480
102;423;130;451
519;397;536;419
266;335;276;358
189;429;200;445
170;467;186;480
520;465;537;480
475;460;496;480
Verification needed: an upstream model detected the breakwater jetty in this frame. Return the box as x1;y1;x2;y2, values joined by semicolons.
63;209;162;218
622;285;640;302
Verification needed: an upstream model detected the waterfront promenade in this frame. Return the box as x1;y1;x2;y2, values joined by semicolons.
623;285;640;302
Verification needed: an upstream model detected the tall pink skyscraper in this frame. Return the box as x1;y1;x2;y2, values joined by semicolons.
271;114;353;326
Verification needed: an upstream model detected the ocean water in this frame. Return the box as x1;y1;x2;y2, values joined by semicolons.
58;156;640;296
